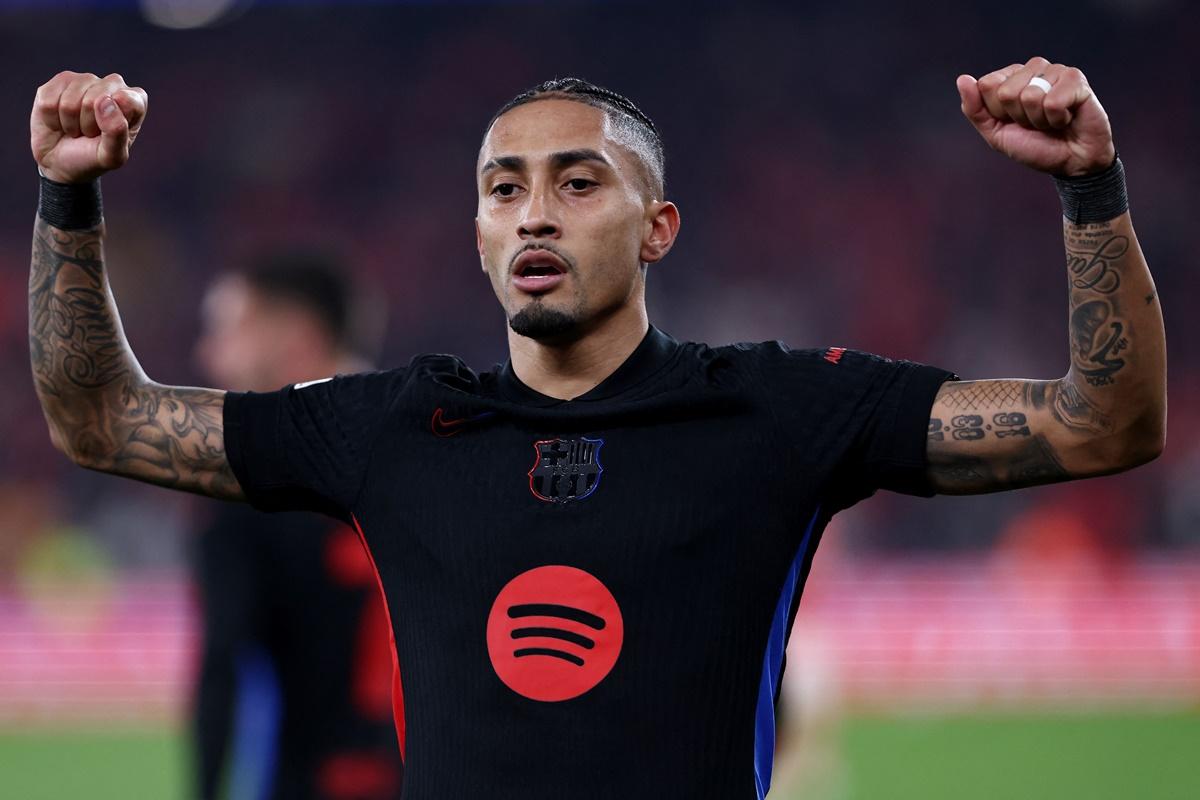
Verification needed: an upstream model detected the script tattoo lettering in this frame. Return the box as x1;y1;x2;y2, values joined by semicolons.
1070;300;1129;386
928;418;945;442
1065;234;1127;294
29;220;240;499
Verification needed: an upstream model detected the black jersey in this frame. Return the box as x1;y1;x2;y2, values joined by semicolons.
191;503;404;800
223;327;954;800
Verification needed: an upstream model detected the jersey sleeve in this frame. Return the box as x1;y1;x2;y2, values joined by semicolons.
222;369;406;521
732;343;956;508
830;349;957;501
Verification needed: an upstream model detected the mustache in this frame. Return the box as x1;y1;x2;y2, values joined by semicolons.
507;242;577;274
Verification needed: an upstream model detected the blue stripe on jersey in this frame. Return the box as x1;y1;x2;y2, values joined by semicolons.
753;508;821;800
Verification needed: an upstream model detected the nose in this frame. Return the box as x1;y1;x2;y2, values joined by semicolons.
517;188;561;240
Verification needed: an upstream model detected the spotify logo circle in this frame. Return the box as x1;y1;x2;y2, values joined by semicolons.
486;565;623;702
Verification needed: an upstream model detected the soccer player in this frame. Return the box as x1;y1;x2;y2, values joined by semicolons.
191;255;402;800
27;58;1165;799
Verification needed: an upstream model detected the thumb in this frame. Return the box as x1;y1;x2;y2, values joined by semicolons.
955;74;994;131
94;94;130;170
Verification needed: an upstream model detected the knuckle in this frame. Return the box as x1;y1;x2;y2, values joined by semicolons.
105;72;125;84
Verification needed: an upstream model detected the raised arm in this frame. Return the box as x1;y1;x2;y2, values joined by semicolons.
926;58;1166;494
29;71;243;500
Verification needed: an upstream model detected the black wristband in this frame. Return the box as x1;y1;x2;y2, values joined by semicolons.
1052;156;1129;225
37;173;103;230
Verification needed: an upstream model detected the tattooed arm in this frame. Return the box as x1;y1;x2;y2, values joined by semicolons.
30;220;242;499
29;71;243;500
929;59;1167;494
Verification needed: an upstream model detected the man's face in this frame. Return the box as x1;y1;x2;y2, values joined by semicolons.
475;99;656;342
194;276;313;392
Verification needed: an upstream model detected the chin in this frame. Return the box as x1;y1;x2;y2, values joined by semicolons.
508;300;583;342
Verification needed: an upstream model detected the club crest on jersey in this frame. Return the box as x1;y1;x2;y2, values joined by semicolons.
528;437;605;504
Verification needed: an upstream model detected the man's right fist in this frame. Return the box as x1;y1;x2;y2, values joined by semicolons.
31;71;148;184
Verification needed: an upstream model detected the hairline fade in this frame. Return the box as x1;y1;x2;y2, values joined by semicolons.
483;77;666;199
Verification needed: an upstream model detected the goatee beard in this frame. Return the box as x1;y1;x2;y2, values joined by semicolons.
508;301;581;341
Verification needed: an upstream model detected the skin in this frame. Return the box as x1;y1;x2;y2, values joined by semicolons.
475;98;680;400
923;57;1166;492
194;274;362;393
27;60;1165;501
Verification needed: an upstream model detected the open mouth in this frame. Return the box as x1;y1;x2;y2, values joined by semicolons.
513;249;568;277
518;264;562;277
511;249;569;293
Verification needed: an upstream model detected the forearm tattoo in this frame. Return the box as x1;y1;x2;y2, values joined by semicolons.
926;209;1161;493
29;219;241;499
1065;233;1127;294
1065;224;1133;387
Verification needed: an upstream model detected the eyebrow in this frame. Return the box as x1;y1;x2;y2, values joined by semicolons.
480;148;613;176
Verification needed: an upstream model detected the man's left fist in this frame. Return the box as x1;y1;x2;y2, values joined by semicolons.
957;57;1115;178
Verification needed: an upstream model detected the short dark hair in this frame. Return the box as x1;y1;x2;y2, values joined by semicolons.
239;251;360;352
486;77;666;197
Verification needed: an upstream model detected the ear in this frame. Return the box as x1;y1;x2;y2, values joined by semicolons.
640;201;681;264
475;217;486;272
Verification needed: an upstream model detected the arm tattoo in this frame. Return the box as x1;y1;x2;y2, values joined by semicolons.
930;379;1029;411
29;219;242;500
1065;233;1127;294
929;209;1165;493
927;380;1077;493
1045;380;1113;435
928;435;1071;491
1070;299;1129;386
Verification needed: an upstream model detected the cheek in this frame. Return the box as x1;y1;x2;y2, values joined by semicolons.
477;219;508;270
591;213;644;278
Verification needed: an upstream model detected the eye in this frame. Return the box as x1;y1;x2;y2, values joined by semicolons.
564;178;596;192
491;182;522;197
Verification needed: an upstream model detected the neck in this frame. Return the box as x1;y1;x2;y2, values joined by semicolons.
507;302;649;400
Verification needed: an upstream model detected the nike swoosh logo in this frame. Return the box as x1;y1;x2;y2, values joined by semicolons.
431;407;495;437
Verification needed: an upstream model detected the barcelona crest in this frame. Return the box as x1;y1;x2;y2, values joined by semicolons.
527;437;605;504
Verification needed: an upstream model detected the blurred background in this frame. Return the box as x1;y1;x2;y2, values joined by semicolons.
1;0;1198;798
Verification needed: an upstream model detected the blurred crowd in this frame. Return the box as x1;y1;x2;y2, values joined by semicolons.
0;0;1196;583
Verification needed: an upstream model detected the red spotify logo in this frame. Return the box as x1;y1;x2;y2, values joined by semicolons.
486;565;623;702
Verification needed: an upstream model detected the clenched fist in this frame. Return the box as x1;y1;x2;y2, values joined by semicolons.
31;71;148;184
957;57;1115;178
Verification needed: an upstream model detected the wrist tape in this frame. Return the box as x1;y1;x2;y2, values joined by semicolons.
37;173;103;230
1053;157;1128;225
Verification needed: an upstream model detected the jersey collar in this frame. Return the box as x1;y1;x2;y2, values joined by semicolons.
498;325;680;407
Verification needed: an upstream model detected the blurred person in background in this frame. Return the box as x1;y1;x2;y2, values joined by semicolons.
26;57;1166;799
190;254;401;800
